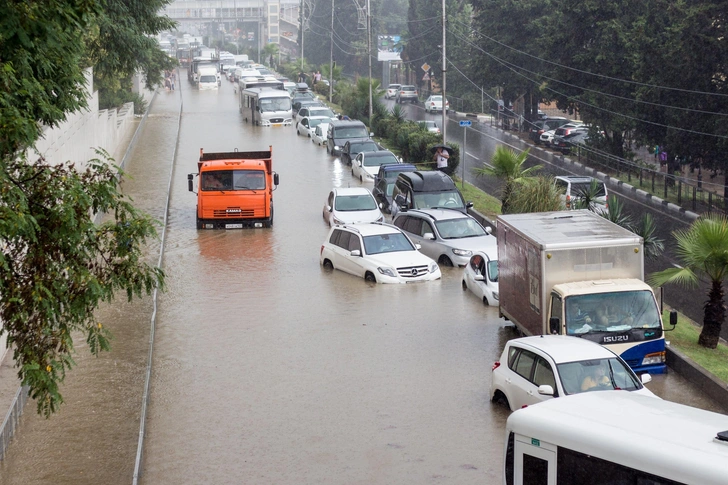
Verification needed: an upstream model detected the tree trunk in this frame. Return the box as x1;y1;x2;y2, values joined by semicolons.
699;280;725;349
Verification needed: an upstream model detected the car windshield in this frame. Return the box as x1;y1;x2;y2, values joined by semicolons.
310;108;335;118
200;75;217;83
556;358;641;396
334;194;377;211
308;118;326;128
337;127;369;139
363;233;415;254
363;153;398;167
571;181;606;197
201;170;266;191
259;98;291;112
564;291;661;336
352;142;378;155
413;191;466;210
435;218;488;239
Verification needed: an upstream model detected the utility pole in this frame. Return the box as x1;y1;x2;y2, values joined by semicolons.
329;0;334;102
300;0;305;69
441;0;447;143
367;0;373;123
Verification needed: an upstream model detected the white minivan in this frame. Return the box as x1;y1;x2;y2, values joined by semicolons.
197;67;219;90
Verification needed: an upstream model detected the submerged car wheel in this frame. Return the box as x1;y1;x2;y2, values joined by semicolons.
438;255;454;267
364;272;376;283
483;296;490;306
462;280;468;291
323;259;334;271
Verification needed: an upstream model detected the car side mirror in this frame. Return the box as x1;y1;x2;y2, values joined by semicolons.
537;385;554;396
326;205;332;212
423;232;435;240
485;226;493;234
394;194;405;205
640;373;652;385
466;201;474;208
350;249;361;257
549;316;560;335
414;243;422;250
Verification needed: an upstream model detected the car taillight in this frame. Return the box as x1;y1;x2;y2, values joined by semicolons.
320;245;325;255
492;361;500;371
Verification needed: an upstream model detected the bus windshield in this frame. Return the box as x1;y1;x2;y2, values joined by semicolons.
259;97;291;112
564;290;661;336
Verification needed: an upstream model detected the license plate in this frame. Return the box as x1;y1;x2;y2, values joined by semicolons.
271;124;282;128
225;223;243;229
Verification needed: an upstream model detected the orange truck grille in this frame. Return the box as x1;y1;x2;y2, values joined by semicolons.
213;208;256;218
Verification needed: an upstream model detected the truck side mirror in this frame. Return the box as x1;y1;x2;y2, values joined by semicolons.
667;309;678;330
273;173;280;186
188;173;194;192
549;317;560;335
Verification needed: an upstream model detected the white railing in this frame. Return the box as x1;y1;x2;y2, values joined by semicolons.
0;386;30;461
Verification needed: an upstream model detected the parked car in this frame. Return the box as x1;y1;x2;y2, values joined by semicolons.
340;140;380;166
322;187;384;226
384;84;401;99
490;335;656;412
392;209;495;267
528;117;569;144
540;121;584;147
391;171;472;215
352;150;401;183
461;250;499;306
319;223;441;284
311;123;329;146
296;115;329;137
552;131;589;154
326;120;372;156
295;105;335;125
292;97;322;114
372;163;418;213
424;95;449;113
417;120;440;133
395;85;418;104
553;175;607;212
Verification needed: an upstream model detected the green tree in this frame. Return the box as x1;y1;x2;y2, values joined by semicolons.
473;146;541;213
0;1;168;415
649;214;728;349
508;176;563;214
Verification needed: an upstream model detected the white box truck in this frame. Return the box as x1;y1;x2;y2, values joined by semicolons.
497;210;676;374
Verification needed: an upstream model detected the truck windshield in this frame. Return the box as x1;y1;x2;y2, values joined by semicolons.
201;170;266;191
564;291;661;336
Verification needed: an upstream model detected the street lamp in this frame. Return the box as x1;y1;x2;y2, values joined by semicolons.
367;0;372;123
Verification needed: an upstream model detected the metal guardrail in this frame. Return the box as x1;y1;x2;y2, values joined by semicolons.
0;386;30;461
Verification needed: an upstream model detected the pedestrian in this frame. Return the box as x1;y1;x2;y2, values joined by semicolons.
315;71;321;84
171;77;175;91
434;147;450;172
653;145;660;161
659;148;668;165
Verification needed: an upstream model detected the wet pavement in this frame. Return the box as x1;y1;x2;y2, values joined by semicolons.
0;78;725;485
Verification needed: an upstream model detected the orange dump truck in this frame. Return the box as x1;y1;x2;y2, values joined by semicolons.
188;147;279;229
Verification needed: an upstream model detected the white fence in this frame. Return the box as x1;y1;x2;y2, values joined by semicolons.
32;68;137;168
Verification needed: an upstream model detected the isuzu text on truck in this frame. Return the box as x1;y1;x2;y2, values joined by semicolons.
188;147;279;229
497;210;676;374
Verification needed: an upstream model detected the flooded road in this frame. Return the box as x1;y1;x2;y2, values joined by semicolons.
0;78;725;485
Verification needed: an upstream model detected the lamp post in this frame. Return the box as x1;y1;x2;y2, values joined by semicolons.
329;0;334;102
367;0;372;123
441;0;447;143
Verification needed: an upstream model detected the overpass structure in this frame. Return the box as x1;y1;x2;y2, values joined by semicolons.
162;0;300;54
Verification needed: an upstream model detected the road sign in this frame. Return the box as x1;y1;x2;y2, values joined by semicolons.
421;62;430;72
459;120;472;127
422;73;430;81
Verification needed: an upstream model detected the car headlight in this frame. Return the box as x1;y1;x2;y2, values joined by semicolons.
377;267;397;277
492;291;499;301
452;248;472;257
429;262;439;273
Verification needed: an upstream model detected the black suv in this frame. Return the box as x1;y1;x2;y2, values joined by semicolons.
391;171;472;215
340;140;379;166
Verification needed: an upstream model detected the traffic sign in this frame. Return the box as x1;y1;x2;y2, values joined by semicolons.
422;73;430;81
421;62;430;72
459;120;472;127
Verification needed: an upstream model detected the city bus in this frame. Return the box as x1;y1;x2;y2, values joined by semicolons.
503;391;728;484
239;87;292;127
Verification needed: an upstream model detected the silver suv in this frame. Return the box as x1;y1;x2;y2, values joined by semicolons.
554;175;607;212
395;85;418;104
392;208;495;267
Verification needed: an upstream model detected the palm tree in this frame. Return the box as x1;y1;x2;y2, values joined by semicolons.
508;175;563;214
648;214;728;349
473;146;540;213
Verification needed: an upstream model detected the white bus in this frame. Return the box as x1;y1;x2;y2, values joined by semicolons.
240;87;292;127
503;392;728;485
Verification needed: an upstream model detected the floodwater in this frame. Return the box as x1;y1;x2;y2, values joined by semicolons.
0;76;725;485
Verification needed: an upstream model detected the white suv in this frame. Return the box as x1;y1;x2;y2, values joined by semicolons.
319;223;441;284
554;175;608;212
490;335;656;412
